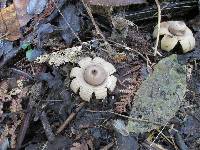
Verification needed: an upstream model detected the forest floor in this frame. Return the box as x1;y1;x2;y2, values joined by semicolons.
1;0;200;150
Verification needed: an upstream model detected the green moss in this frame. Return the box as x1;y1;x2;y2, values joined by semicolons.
127;54;187;133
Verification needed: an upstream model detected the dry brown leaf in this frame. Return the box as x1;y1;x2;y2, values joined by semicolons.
85;0;147;6
0;0;31;41
0;4;21;41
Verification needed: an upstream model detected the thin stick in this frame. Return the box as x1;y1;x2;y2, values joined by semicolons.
153;0;161;56
40;111;55;142
87;110;164;126
158;129;174;146
0;32;10;39
100;142;114;150
10;68;34;80
81;0;113;55
52;0;82;43
150;122;168;147
57;102;86;134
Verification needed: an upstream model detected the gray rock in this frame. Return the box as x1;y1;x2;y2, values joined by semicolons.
128;54;187;133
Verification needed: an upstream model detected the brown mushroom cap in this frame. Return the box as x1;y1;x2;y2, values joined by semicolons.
83;65;107;86
168;21;187;36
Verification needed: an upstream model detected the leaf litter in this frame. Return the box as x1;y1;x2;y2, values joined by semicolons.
0;0;200;149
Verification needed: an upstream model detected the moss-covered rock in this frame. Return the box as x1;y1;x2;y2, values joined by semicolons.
128;54;187;133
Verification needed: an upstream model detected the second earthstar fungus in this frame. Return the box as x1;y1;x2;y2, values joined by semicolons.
70;57;117;101
153;21;195;53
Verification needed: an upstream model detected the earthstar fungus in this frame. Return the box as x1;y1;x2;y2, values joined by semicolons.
153;21;195;53
70;57;117;101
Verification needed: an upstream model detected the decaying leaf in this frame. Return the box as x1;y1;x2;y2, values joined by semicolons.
58;4;81;44
0;4;21;41
128;54;187;133
13;0;31;27
36;45;82;66
0;0;31;41
85;0;147;6
27;0;47;15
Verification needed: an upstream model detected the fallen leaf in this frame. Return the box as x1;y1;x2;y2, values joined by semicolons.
0;40;13;58
36;23;54;46
58;4;81;44
0;0;31;41
27;0;48;15
0;4;21;41
85;0;147;6
13;0;31;27
26;49;43;62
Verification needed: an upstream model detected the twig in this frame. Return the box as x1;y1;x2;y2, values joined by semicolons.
150;122;168;147
41;141;48;150
81;0;114;55
87;110;164;126
157;129;174;146
16;99;34;150
0;32;10;39
10;68;34;81
100;142;114;150
57;102;86;134
153;0;161;56
144;140;166;150
52;0;82;43
40;111;55;142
